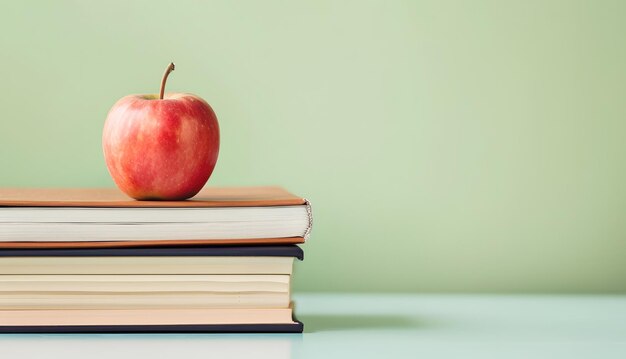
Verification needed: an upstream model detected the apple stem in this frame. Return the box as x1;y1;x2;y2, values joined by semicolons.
159;62;176;100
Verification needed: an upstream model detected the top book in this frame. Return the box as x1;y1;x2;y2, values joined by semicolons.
0;187;312;248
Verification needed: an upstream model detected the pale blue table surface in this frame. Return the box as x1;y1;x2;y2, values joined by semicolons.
1;293;625;358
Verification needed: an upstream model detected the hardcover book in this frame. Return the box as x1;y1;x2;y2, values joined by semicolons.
0;245;304;333
0;187;312;248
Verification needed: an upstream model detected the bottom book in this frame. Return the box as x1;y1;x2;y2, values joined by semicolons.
0;245;305;333
0;307;303;333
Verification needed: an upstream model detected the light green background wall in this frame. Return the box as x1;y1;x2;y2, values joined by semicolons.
1;1;624;293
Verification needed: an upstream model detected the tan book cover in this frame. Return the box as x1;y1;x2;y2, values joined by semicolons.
0;186;306;207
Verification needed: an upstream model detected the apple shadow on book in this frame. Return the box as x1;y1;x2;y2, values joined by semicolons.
299;314;418;333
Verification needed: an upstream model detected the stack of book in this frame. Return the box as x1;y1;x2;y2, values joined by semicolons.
0;187;311;333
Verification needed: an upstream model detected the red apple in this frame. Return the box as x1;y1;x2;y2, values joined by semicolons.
102;63;219;200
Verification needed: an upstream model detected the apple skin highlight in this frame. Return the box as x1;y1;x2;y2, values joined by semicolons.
103;93;220;200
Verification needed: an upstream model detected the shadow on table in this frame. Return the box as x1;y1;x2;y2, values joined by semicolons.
299;314;418;333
